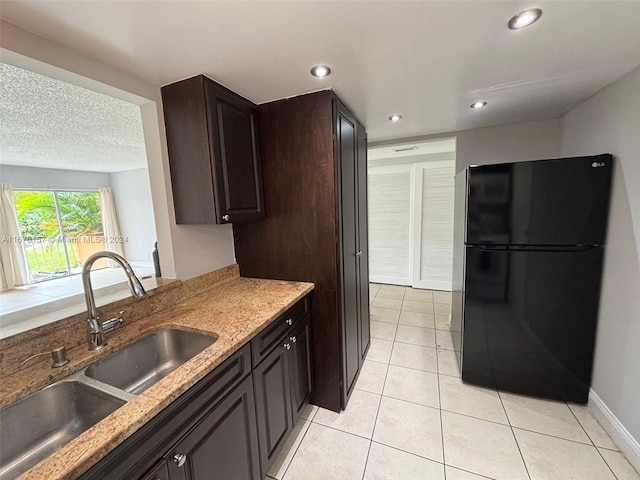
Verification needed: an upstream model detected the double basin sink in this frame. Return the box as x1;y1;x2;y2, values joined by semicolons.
0;329;216;479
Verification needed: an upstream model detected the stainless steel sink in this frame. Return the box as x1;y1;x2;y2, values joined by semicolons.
1;329;215;477
0;380;126;480
84;329;216;394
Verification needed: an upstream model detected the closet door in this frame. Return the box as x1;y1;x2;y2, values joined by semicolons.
337;108;360;406
367;164;413;285
412;160;455;290
356;126;370;361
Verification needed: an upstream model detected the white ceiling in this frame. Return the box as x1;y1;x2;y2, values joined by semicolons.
0;63;147;173
2;1;640;144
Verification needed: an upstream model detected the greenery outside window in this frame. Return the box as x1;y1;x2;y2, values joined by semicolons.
13;190;105;282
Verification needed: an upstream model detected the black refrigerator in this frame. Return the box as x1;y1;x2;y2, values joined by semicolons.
451;154;613;403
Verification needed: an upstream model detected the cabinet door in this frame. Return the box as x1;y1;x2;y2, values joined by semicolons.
204;80;265;223
337;106;361;406
289;316;313;419
140;459;169;480
165;376;260;480
253;343;293;476
356;126;371;360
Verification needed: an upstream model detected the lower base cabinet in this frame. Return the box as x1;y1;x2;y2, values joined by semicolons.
139;460;169;480
79;295;312;480
253;316;312;477
166;375;260;480
254;342;294;474
289;317;313;418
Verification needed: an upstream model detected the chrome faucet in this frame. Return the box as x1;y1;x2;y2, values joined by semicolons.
82;251;147;350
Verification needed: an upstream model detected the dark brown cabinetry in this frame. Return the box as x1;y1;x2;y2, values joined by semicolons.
253;342;293;474
289;318;313;417
139;460;169;480
80;297;312;480
356;126;371;362
233;91;369;412
166;375;261;480
161;75;265;225
251;303;313;477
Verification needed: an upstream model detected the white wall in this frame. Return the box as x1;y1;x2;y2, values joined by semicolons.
559;66;640;450
455;119;559;172
109;168;156;264
1;21;237;280
370;118;560;174
0;164;110;190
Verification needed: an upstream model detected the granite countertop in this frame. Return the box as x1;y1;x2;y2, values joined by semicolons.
4;276;313;480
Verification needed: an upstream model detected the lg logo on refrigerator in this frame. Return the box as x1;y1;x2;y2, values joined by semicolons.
592;161;606;168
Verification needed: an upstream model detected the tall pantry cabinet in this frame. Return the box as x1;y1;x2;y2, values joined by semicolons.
233;91;370;412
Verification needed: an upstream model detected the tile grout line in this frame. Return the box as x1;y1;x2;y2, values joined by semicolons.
368;439;443;471
510;425;609;448
360;290;398;480
309;419;375;442
566;402;600;448
361;381;620;447
496;389;533;480
567;403;621;480
368;438;499;480
278;416;314;480
435;335;447;480
597;451;624;480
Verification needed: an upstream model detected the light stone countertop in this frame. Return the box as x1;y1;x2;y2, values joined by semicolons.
5;276;313;480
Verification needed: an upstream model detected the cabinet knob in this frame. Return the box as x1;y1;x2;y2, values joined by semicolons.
285;318;293;326
173;453;187;467
222;214;230;222
290;336;297;343
355;251;362;256
284;343;291;350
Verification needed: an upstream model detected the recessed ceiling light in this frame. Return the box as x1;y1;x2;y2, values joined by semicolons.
508;8;542;30
470;101;487;109
388;114;403;122
310;65;331;77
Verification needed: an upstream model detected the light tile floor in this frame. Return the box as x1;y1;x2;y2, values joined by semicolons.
265;283;640;480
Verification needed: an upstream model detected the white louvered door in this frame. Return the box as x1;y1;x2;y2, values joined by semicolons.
412;161;455;290
368;158;454;290
367;165;413;285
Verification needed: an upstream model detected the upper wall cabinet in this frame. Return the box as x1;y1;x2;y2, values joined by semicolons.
161;75;265;224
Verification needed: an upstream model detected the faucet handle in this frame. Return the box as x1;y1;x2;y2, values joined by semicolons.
102;311;125;333
20;346;69;368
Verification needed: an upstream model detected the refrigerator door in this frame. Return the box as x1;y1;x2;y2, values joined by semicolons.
462;245;604;403
466;154;613;246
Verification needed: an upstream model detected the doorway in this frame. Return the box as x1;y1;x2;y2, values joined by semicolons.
367;138;456;291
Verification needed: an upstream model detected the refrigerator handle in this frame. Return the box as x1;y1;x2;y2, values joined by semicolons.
469;244;598;253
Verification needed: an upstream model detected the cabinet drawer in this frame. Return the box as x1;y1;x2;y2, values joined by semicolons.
206;342;252;401
251;296;309;368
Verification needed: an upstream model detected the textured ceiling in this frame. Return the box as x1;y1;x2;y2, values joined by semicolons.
2;1;640;143
0;63;147;173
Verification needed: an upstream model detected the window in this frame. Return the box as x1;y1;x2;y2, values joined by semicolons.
13;190;106;282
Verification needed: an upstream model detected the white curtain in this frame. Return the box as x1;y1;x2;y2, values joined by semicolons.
0;184;33;290
98;187;125;261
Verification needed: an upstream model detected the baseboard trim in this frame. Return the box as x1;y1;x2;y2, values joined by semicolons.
369;275;411;286
589;389;640;473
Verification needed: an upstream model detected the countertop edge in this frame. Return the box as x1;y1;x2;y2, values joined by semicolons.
15;278;314;480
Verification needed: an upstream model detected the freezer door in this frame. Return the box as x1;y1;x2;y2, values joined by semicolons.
466;155;613;246
462;245;604;403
